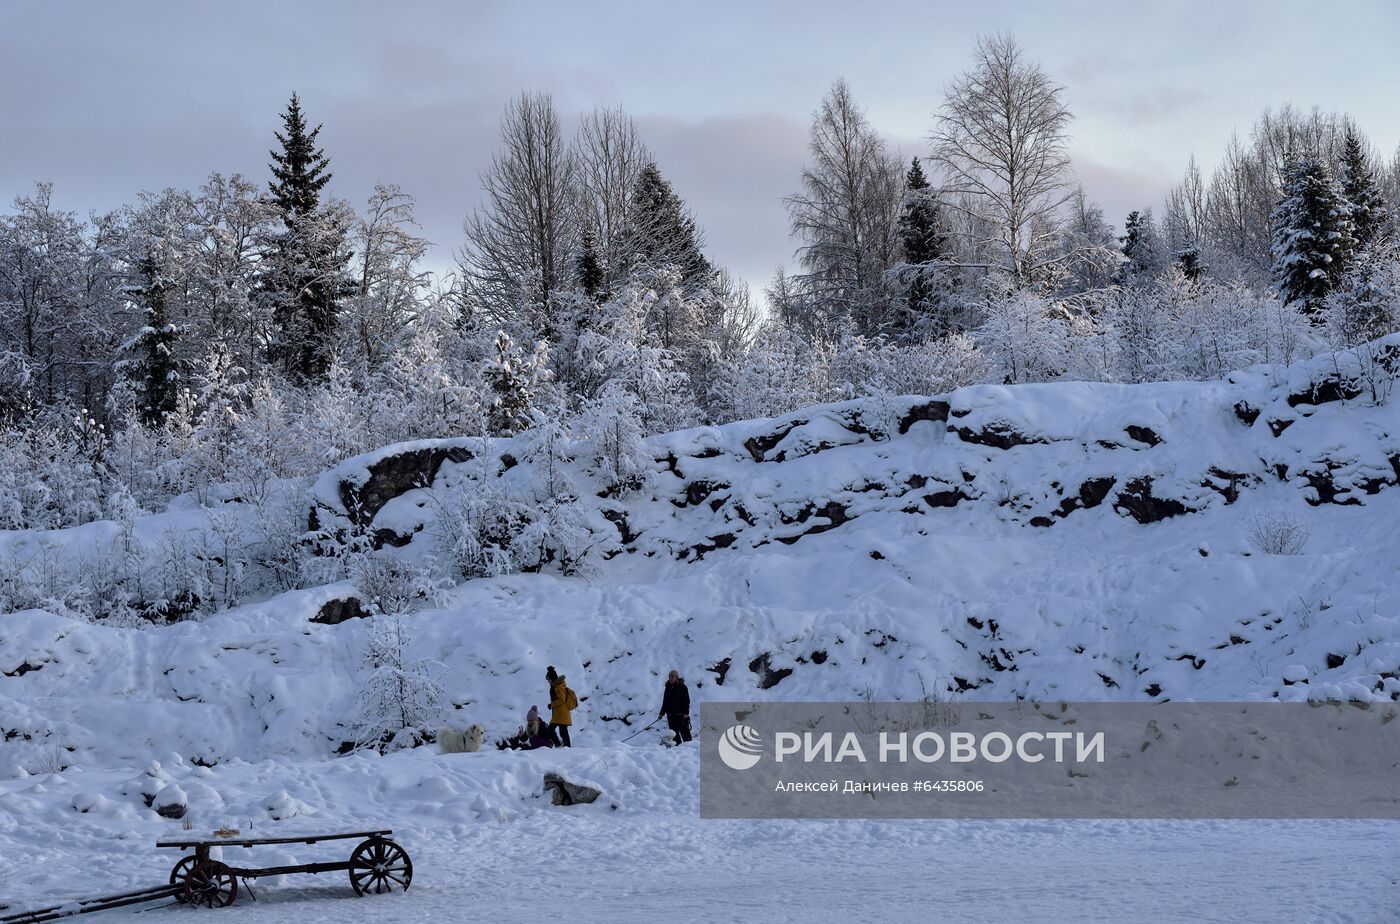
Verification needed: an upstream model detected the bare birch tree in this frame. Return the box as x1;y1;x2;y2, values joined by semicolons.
458;92;580;339
575;106;650;292
786;79;902;335
930;33;1074;285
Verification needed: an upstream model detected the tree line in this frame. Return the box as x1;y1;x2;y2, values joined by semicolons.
1;33;1398;541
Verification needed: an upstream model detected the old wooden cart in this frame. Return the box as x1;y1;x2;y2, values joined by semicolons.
158;829;413;908
0;829;413;921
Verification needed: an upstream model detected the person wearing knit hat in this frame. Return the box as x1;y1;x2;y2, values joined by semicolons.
548;669;577;747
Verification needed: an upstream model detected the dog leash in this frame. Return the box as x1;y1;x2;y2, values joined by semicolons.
619;717;663;742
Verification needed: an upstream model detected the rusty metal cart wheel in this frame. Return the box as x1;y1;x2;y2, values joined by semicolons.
348;837;412;896
183;860;238;908
168;855;198;904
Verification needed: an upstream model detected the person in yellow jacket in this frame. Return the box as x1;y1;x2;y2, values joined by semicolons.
546;665;577;747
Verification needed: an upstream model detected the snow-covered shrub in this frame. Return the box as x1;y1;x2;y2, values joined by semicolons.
880;332;988;396
576;383;651;496
1247;512;1311;556
572;277;699;433
429;457;529;581
709;322;824;422
350;551;440;616
350;614;445;752
248;480;316;594
1323;247;1400;404
514;412;597;574
973;283;1073;384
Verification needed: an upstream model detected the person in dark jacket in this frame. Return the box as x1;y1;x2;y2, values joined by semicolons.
658;670;692;744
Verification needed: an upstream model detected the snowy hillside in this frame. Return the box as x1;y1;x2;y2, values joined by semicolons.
5;337;1400;918
5;336;1400;774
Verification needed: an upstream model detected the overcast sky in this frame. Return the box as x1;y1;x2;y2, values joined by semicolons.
4;1;1398;293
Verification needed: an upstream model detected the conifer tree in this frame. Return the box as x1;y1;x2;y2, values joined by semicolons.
621;163;710;291
897;158;947;335
127;251;179;428
265;93;349;381
1340;126;1389;251
1120;209;1163;280
899;159;944;266
576;228;605;301
483;330;539;436
1271;158;1355;314
1174;247;1204;282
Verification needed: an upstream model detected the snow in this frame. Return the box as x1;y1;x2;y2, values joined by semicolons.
6;338;1400;919
2;745;1395;922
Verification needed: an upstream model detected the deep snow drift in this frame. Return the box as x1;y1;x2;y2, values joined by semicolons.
4;338;1400;920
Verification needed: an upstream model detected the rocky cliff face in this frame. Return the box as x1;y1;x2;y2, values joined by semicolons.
7;337;1400;771
312;335;1400;561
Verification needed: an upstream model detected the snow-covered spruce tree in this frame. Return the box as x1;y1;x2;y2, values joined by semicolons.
576;227;606;302
123;250;180;428
1323;241;1400;403
482;330;546;437
894;157;951;338
620;162;710;294
1119;209;1164;281
1271;157;1355;316
1340;126;1391;252
351;614;445;752
263;94;351;381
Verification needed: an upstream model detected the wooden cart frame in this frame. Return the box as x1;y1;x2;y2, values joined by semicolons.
0;830;411;921
157;829;413;908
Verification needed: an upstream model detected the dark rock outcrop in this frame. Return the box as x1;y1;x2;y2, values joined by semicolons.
1124;425;1162;447
1287;375;1364;408
1113;477;1193;524
312;596;371;626
339;445;473;526
749;653;793;690
898;400;951;434
955;422;1042;450
1233;402;1260;426
544;772;603;806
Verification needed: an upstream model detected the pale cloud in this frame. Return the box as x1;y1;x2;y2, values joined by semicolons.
2;0;1397;295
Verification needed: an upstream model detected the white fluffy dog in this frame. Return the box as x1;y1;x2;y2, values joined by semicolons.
438;723;485;754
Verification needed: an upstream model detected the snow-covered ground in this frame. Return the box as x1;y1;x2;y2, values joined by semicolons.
2;745;1395;923
5;340;1400;921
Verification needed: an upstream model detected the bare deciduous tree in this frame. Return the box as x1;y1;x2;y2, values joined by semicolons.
931;33;1074;284
575;106;651;291
458;92;580;338
344;184;431;369
786;79;902;335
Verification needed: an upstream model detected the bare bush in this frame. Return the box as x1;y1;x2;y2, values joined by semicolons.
1247;512;1310;555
